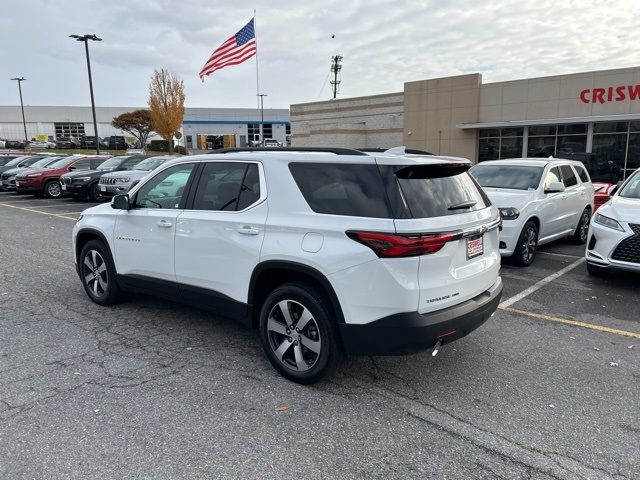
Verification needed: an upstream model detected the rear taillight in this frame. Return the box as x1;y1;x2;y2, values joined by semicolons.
346;230;461;258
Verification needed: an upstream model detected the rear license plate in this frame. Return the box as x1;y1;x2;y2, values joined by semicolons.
100;186;106;192
61;184;66;190
467;235;484;259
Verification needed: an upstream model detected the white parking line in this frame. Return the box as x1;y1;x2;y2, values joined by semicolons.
499;257;586;308
536;250;581;259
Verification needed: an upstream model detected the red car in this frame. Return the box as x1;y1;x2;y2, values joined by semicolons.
15;155;108;198
593;182;616;211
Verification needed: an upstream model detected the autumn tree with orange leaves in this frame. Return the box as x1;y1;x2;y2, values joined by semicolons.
148;69;185;154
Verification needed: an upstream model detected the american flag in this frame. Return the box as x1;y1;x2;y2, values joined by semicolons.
199;18;257;81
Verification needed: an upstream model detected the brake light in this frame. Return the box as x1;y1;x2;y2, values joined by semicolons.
346;230;461;258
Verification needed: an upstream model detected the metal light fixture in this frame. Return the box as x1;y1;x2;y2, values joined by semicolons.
70;34;102;154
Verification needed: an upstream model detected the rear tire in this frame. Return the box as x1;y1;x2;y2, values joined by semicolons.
512;221;538;267
79;239;124;306
571;208;591;244
44;180;62;198
259;282;341;384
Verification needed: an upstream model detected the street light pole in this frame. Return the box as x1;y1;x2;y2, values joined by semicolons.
257;93;267;146
70;34;102;154
10;77;28;144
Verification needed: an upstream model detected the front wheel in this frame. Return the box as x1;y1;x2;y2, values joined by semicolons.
89;182;105;202
513;221;538;267
44;180;62;198
571;208;591;244
79;239;124;305
259;282;340;384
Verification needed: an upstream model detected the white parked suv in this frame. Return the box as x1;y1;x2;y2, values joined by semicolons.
470;158;594;266
586;168;640;275
72;147;503;383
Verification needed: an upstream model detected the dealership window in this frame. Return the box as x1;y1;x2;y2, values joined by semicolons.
527;124;587;157
592;121;628;183
263;123;273;139
285;123;291;146
478;128;522;161
54;122;85;140
247;124;260;144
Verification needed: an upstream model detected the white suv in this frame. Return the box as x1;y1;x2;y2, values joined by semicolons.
72;148;503;383
470;158;594;266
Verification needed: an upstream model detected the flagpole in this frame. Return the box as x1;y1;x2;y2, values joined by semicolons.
254;9;263;146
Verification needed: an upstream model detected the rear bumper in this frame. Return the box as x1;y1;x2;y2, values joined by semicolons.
339;277;502;355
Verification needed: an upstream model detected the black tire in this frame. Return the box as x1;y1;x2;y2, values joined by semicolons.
512;221;538;267
79;239;124;306
44;180;62;198
88;182;105;202
571;208;591;244
587;262;609;277
259;282;341;384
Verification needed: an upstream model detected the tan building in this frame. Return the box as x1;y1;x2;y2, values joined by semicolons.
291;66;640;180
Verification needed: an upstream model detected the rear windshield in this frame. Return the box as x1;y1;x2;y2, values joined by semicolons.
470;164;544;190
381;164;489;218
289;163;392;218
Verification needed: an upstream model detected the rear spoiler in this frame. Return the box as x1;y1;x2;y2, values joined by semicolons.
395;162;471;179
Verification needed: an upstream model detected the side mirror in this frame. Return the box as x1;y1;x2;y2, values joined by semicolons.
111;194;131;210
545;181;565;194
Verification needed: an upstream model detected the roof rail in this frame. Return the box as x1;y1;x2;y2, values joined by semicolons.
359;147;434;155
209;147;368;156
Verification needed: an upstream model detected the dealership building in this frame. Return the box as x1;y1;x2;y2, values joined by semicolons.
0;106;290;149
291;66;640;180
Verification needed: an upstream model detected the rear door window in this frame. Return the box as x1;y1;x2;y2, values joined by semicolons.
559;165;578;187
574;164;590;183
289;163;392;218
191;162;261;211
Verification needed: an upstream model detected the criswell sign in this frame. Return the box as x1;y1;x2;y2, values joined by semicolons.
580;85;640;104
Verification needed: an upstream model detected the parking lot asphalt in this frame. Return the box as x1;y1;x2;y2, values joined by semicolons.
0;191;638;480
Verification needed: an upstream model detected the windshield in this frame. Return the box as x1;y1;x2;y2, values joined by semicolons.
46;156;76;169
30;157;60;168
132;156;171;171
470;164;544;190
98;157;127;171
5;156;28;167
618;171;640;199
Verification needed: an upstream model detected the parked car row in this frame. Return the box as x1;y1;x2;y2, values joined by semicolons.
0;153;177;200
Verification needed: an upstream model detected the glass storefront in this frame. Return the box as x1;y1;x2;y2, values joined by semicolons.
479;128;523;161
478;121;639;182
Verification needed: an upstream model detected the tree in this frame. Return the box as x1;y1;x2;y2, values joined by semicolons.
111;110;154;150
148;69;185;154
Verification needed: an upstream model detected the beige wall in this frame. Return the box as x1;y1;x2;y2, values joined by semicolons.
403;74;481;159
479;67;640;122
290;93;404;149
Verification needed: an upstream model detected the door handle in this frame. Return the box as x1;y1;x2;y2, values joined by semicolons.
237;226;259;235
157;220;173;228
561;195;567;200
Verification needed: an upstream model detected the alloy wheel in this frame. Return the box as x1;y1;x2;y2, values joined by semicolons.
266;299;322;372
91;184;105;202
83;250;108;298
47;182;61;198
521;226;537;264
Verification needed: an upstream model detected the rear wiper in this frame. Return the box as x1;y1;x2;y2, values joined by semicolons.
448;200;477;210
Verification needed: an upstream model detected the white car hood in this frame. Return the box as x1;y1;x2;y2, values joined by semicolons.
604;196;640;223
482;188;534;210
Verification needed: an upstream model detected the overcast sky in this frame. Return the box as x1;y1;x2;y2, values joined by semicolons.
1;0;638;110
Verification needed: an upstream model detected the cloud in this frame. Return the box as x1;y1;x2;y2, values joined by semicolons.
1;0;639;109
